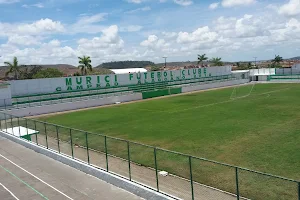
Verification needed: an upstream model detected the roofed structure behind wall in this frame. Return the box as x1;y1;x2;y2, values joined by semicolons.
111;68;147;74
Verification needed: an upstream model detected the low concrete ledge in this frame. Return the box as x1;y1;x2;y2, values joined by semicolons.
5;93;143;117
0;131;173;200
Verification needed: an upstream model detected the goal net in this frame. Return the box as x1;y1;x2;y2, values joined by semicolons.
230;83;256;100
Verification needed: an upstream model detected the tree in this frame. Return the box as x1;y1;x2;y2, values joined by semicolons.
150;66;160;71
19;65;42;79
236;62;241;68
5;57;21;79
247;62;252;69
210;57;223;66
78;56;92;75
73;72;81;76
272;55;283;68
197;54;208;66
33;68;64;79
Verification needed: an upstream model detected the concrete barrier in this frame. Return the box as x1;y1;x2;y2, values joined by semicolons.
6;93;143;117
0;131;172;200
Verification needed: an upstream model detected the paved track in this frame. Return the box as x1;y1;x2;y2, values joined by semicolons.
0;136;143;200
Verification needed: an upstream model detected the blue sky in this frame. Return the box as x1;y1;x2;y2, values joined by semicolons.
0;0;300;65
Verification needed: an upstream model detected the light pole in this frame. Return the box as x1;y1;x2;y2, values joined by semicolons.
162;57;167;68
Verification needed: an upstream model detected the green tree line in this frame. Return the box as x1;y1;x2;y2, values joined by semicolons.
98;61;155;69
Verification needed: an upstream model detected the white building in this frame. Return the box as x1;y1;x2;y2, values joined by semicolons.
111;68;147;74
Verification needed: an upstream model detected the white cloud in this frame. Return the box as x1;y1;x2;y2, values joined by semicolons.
174;0;193;6
7;35;41;46
177;26;218;44
0;18;65;37
76;13;107;25
17;18;65;35
209;2;219;10
2;2;300;65
0;40;77;65
235;14;269;38
140;35;169;50
0;0;19;4
127;0;144;3
32;3;44;8
77;25;124;55
70;13;107;34
125;6;151;14
120;25;143;32
222;0;256;8
162;32;178;40
22;3;44;8
278;0;300;17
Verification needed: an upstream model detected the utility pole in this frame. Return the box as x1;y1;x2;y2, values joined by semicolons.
162;57;167;68
253;57;257;67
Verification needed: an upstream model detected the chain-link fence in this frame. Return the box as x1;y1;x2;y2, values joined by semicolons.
0;112;298;200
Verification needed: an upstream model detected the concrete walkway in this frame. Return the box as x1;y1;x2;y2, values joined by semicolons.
0;136;143;200
30;134;237;200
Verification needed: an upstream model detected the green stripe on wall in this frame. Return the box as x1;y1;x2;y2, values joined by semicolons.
142;87;182;99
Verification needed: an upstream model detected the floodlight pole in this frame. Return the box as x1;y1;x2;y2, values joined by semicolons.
162;57;167;68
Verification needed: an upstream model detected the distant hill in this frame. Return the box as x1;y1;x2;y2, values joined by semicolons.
96;61;155;69
287;56;300;60
156;60;234;67
156;61;198;67
0;64;113;80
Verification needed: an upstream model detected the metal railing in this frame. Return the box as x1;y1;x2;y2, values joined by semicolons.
0;112;298;200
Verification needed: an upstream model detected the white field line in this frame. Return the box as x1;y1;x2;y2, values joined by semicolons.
169;87;290;114
0;182;20;200
0;154;74;200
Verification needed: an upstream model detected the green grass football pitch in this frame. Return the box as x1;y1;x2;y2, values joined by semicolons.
38;83;300;185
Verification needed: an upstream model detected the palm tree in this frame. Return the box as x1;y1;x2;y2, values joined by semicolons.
236;62;241;68
5;57;21;79
197;54;208;67
272;55;283;67
78;56;92;75
210;57;223;66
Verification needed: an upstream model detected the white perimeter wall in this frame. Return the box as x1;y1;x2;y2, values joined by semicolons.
0;84;12;107
9;66;232;96
6;93;143;117
182;79;250;93
5;78;250;117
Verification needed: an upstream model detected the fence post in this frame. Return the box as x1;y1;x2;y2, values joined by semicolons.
154;147;159;192
34;120;38;145
85;132;90;164
25;118;29;137
56;126;60;153
69;129;74;158
4;112;7;131
298;182;300;200
44;123;48;149
189;156;194;200
10;114;14;136
105;136;109;172
127;141;131;181
236;167;240;200
17;117;21;137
